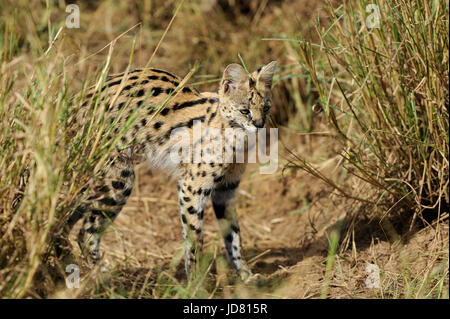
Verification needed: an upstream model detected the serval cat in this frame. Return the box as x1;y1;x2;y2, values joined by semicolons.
58;61;277;281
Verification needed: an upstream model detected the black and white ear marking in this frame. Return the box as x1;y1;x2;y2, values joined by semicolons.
257;60;277;89
221;63;247;94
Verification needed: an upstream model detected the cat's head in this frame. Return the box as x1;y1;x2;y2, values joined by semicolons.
218;61;277;132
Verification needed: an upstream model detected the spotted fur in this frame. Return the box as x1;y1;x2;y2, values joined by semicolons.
60;61;277;281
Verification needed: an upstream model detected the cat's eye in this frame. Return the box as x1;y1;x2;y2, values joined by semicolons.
240;109;250;115
263;104;271;112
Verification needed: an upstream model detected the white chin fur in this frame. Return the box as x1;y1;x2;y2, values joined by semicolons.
243;125;257;133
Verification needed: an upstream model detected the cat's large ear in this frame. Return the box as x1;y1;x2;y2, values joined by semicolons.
257;61;277;89
221;63;247;94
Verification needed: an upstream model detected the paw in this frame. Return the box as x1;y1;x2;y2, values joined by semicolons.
243;272;266;284
86;255;109;273
98;264;112;282
238;267;253;283
100;262;110;273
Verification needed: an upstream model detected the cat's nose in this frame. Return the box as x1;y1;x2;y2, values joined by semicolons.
252;119;265;128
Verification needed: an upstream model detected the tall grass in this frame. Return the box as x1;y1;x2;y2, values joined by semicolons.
0;6;144;297
284;0;449;221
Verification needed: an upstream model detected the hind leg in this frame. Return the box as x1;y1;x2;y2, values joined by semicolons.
77;156;135;268
54;205;86;258
77;207;123;268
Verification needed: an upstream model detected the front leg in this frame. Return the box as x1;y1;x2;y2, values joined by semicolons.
177;175;212;280
212;180;252;281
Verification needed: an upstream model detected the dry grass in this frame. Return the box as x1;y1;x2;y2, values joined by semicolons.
0;0;448;298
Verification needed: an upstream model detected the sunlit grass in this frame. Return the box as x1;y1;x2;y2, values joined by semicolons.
283;0;448;226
